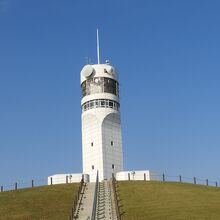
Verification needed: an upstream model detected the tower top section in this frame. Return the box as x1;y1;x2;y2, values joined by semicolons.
80;29;118;84
80;64;118;84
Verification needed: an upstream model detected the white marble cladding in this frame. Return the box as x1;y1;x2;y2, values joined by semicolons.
47;170;154;185
116;170;152;181
102;113;123;179
47;173;89;185
82;109;123;182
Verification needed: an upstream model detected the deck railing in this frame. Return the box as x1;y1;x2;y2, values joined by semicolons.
112;175;121;220
69;177;84;220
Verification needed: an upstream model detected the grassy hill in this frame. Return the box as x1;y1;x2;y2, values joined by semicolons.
1;181;220;220
0;183;79;220
117;181;220;220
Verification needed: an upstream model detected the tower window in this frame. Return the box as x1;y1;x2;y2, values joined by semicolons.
111;141;114;146
100;100;105;107
81;77;119;98
109;101;113;108
92;165;94;170
90;101;94;108
82;99;120;112
112;164;115;169
91;142;93;147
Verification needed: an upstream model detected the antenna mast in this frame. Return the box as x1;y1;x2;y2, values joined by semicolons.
97;29;100;64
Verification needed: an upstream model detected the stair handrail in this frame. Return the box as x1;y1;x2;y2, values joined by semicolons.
91;171;99;220
112;176;121;220
69;176;84;220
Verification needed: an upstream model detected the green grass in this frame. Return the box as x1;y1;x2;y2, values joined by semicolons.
0;183;79;220
118;181;220;220
2;181;220;219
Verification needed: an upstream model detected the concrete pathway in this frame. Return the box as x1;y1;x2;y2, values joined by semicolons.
76;182;95;220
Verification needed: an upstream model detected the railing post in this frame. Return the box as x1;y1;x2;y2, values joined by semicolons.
144;173;146;181
66;175;68;184
50;177;53;185
206;179;208;186
128;173;130;181
216;181;218;187
179;175;182;183
15;182;18;190
1;186;3;192
193;177;196;184
163;173;165;182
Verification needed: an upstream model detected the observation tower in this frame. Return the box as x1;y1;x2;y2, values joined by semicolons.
80;30;123;182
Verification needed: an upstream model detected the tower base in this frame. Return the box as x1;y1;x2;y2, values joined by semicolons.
48;170;156;184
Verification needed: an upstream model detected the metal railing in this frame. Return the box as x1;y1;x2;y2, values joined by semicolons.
0;179;47;192
112;175;121;220
91;171;99;220
69;177;85;220
158;173;219;187
123;172;220;188
0;175;81;192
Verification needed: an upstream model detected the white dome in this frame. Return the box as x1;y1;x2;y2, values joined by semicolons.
81;65;94;78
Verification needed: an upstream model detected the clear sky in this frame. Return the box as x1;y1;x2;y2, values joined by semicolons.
0;0;220;186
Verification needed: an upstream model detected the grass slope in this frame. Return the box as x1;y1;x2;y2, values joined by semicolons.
0;183;79;220
118;181;220;220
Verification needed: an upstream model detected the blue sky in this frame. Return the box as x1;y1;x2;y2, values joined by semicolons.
0;0;220;186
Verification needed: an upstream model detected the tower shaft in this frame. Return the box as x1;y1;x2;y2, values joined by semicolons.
80;64;123;182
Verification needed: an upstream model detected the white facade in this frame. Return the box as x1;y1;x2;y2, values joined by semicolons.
47;173;89;185
116;170;154;181
81;64;123;182
47;170;155;185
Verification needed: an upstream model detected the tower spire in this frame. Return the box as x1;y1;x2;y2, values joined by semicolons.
97;29;100;64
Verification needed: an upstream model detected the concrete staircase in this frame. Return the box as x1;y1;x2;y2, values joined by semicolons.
73;180;118;220
74;182;95;219
96;180;118;220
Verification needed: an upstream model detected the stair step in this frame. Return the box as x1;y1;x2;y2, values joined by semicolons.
95;181;118;220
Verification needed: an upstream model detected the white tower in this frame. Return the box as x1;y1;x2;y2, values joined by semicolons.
80;30;123;182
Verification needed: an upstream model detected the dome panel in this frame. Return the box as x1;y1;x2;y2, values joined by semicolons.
81;65;94;78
